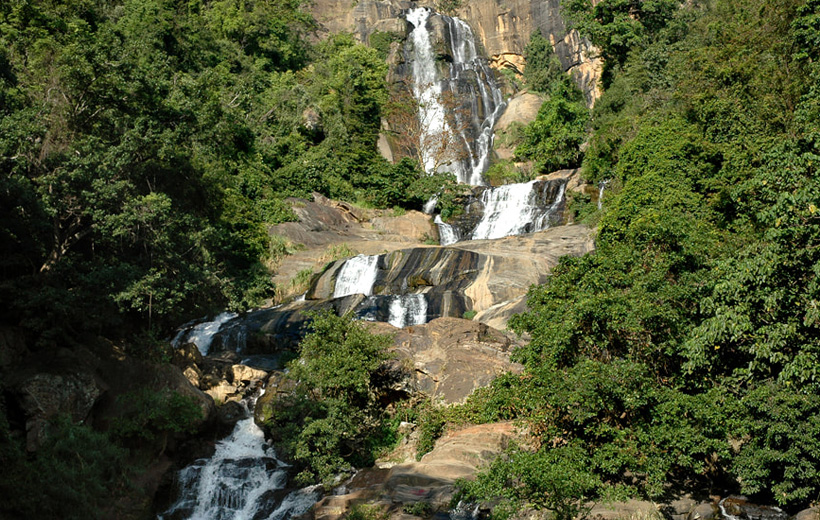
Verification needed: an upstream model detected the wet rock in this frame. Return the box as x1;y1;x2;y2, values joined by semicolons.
303;221;593;330
719;496;789;520
216;400;248;426
212;294;367;354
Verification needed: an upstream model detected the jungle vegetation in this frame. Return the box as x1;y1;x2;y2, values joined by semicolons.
455;0;820;515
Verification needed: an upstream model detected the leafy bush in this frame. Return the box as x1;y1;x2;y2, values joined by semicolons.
0;413;128;520
456;444;602;520
514;80;590;174
523;32;566;93
263;311;396;486
415;400;447;460
112;388;203;454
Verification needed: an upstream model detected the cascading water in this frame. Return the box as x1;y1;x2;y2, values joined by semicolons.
160;395;319;520
598;179;610;210
471;180;566;241
172;312;238;356
405;7;506;186
388;294;428;328
435;215;460;246
332;254;380;298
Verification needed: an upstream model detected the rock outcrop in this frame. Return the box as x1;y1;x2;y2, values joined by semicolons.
310;422;518;520
368;318;523;404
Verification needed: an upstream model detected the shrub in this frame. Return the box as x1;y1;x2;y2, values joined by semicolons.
263;311;396;486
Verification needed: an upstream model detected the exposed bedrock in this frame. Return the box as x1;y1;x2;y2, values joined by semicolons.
308;222;594;325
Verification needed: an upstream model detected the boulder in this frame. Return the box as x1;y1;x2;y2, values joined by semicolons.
495;92;545;132
254;371;298;425
794;507;820;520
216;400;248;426
370;211;437;242
663;497;700;520
369;317;522;404
230;364;268;384
172;342;203;369
182;365;203;388
688;502;719;520
310;422;517;520
588;500;662;520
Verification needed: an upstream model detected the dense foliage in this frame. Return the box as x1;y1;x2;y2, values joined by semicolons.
458;0;820;514
262;311;397;486
0;404;128;520
0;0;438;346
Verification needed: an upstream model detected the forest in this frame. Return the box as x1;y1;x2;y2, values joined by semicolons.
2;0;820;517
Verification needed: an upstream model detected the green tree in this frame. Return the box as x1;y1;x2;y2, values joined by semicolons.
263;311;395;485
514;79;589;173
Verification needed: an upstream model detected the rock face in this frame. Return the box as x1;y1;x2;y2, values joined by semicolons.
298;222;593;331
310;422;517;520
308;0;602;106
13;370;104;450
369;317;522;404
269;194;438;302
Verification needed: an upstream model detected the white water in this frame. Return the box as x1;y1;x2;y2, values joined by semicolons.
332;255;380;298
471;181;566;240
597;179;610;210
160;399;319;520
435;215;460;245
406;7;505;185
172;312;238;356
407;7;451;176
388;294;428;328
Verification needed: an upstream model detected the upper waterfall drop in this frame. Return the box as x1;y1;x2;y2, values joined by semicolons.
405;7;506;186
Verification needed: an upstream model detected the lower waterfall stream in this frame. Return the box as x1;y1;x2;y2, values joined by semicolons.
160;396;319;520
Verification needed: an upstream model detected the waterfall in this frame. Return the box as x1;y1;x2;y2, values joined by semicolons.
388;294;428;328
160;405;320;520
435;215;460;245
405;7;506;186
332;255;380;298
172;312;238;356
471;180;566;240
597;179;610;210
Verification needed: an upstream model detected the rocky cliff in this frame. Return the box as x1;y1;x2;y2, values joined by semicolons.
309;0;602;106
